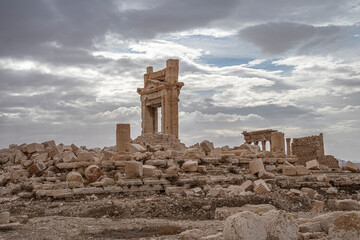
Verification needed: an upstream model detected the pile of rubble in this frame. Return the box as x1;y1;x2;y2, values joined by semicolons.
1;137;360;239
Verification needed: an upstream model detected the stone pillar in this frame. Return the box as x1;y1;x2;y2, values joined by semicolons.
286;138;291;156
319;133;325;157
116;124;131;152
262;141;266;151
270;132;285;155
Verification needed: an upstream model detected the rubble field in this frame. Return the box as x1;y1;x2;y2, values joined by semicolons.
1;134;360;239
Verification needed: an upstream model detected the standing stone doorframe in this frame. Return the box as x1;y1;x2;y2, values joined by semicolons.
137;59;184;138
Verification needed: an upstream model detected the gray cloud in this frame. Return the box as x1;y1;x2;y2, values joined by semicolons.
238;22;343;54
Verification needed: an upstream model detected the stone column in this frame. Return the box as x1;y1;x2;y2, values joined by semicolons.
270;132;285;155
286;138;291;156
116;124;131;152
262;141;266;151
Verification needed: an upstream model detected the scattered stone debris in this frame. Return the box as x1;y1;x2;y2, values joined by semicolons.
0;59;358;239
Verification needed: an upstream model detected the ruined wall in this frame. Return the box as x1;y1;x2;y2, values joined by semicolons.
291;133;339;168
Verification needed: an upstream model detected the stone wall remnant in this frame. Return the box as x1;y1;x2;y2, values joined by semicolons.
291;133;339;168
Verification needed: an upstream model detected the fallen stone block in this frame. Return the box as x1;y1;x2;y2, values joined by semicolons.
0;222;22;231
42;140;56;149
145;159;167;167
253;179;271;194
262;209;299;240
143;165;157;177
240;180;253;192
329;212;360;240
182;160;198;172
249;159;264;174
223;211;267;240
198;165;207;173
48;146;63;158
131;143;146;153
282;165;296;176
200;140;214;154
295;165;309;176
344;161;359;172
27;143;44;154
125;161;143;178
335;199;359;211
165;186;184;196
179;229;203;240
77;152;95;162
258;170;275;179
214;204;275;220
0;211;10;224
62;151;77;163
306;159;320;170
200;233;223;240
27;161;46;175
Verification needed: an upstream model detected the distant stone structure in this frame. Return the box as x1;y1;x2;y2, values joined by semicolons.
291;133;339;168
137;59;184;138
242;129;285;156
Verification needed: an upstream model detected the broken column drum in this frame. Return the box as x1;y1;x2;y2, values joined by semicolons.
137;59;184;138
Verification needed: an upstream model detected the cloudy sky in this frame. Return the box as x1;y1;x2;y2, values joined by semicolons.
0;0;359;162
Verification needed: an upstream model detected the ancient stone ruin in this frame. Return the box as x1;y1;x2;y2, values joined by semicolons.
0;59;359;239
137;59;184;138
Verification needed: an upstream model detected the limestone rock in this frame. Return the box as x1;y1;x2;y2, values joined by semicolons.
165;186;184;196
249;159;265;174
27;143;44;154
85;165;103;182
62;152;77;163
223;211;267;240
344;161;359;172
66;172;83;183
258;170;275;179
295;165;309;176
145;159;167;167
179;229;203;240
240;180;253;192
239;144;260;154
328;212;360;240
130;143;146;153
335;199;359;211
183;148;205;159
0;211;10;224
282;165;296;176
306;159;320;170
227;185;244;197
200;232;224;240
143;165;157;177
125;161;143;178
77;152;95;162
27;161;46;175
262;209;299;240
215;204;275;220
253;179;271;194
42;140;56;149
182;160;198;172
208;148;222;158
200;140;214;154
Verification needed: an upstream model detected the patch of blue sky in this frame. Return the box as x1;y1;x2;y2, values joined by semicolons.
198;56;253;67
252;59;294;73
193;89;216;98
